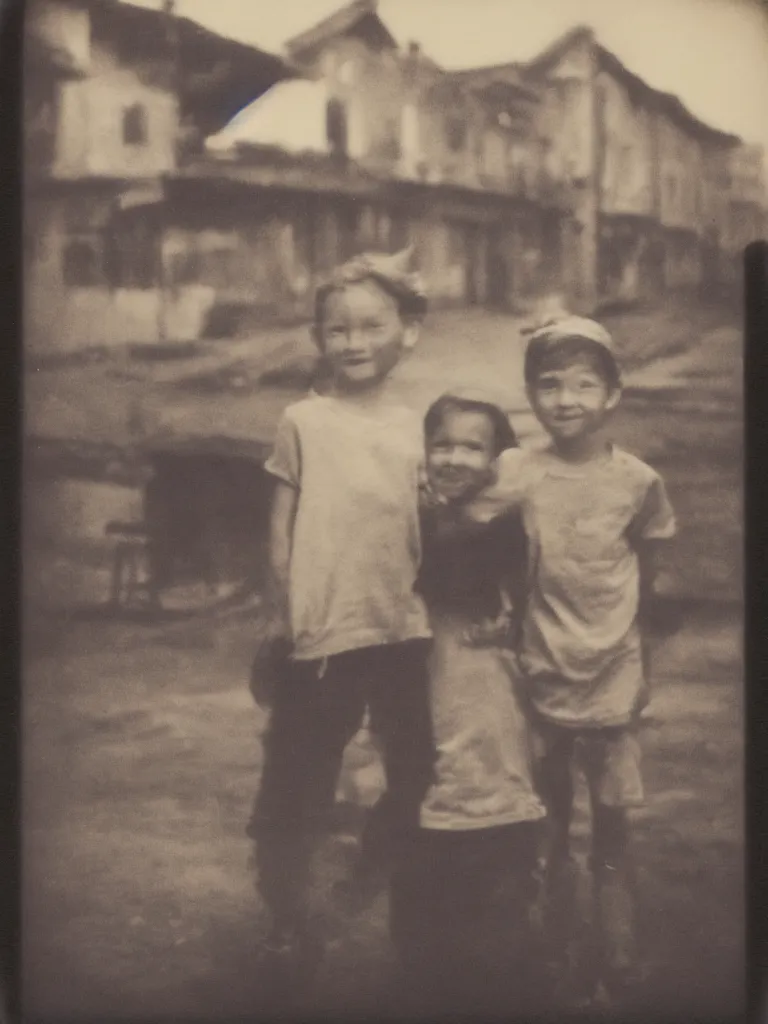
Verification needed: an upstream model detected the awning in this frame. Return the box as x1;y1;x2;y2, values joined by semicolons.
116;181;167;211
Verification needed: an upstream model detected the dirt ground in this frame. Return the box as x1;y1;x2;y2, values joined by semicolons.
21;603;743;1023
22;301;744;1022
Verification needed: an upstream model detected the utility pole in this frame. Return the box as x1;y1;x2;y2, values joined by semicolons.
156;0;181;345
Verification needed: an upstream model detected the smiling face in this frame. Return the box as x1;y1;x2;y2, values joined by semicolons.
426;407;498;503
527;351;621;448
314;280;418;392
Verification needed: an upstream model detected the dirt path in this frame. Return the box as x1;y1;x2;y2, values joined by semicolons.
22;602;743;1022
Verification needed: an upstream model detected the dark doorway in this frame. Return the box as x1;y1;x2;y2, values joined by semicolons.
464;224;486;306
487;227;508;308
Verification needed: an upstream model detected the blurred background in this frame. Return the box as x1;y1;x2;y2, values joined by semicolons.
22;0;755;1019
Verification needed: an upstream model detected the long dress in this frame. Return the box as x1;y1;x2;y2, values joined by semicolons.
389;503;547;1014
415;504;545;831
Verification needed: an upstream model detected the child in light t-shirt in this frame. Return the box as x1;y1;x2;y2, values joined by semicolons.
246;250;436;983
389;391;547;1017
488;317;677;1007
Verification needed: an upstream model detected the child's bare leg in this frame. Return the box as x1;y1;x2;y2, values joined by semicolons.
583;729;643;999
538;726;576;867
592;804;640;994
536;727;580;977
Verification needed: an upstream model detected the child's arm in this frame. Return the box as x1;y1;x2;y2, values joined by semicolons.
261;413;302;639
464;511;527;647
630;475;678;633
637;538;669;617
265;480;298;637
629;474;678;715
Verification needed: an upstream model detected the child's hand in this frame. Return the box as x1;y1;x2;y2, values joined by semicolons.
249;608;293;708
639;593;684;639
631;680;651;721
463;611;514;647
249;632;293;709
260;591;292;643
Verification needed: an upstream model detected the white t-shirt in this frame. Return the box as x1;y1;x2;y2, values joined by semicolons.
491;446;676;728
264;393;431;661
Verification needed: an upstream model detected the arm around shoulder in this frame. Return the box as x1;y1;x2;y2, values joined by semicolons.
632;473;680;637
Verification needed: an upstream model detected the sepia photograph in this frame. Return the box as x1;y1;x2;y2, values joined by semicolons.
21;0;760;1019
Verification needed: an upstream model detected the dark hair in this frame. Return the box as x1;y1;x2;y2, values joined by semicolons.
314;252;428;327
524;336;621;390
424;394;518;456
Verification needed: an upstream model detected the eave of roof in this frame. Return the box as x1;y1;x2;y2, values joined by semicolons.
595;44;740;147
284;0;397;60
85;0;298;135
446;65;541;103
173;153;380;197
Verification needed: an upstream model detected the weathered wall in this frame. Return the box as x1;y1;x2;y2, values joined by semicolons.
662;230;701;289
25;193;214;351
656;115;702;233
537;35;599;310
700;146;730;243
301;35;405;167
596;70;654;217
53;33;177;179
728;142;765;206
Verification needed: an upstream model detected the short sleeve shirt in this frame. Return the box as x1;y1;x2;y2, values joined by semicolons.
492;446;676;728
265;394;431;660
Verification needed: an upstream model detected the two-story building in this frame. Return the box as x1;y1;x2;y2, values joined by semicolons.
519;26;746;309
26;0;765;352
195;0;573;321
24;0;293;353
722;142;767;283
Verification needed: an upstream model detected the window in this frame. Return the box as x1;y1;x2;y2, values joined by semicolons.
377;117;401;160
445;114;467;153
104;217;157;289
168;249;200;287
338;60;357;85
62;236;103;287
123;103;148;146
326;98;348;156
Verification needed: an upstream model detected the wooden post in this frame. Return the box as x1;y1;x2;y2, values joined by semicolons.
156;0;180;345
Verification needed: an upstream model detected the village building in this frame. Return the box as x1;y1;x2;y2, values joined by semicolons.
24;0;295;353
482;26;757;308
169;0;571;325
25;0;766;355
721;142;767;283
